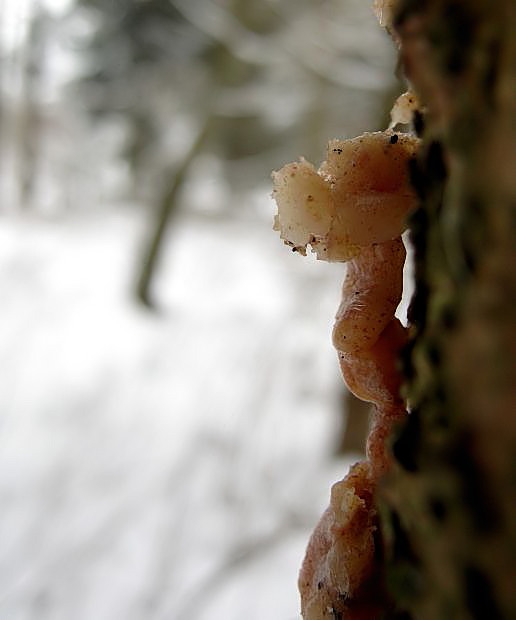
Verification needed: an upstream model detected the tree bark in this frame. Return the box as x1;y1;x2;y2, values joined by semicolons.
378;1;516;618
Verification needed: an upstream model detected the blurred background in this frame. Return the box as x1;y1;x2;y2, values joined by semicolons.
0;1;402;618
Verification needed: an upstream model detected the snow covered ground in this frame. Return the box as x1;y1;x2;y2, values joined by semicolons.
0;203;360;620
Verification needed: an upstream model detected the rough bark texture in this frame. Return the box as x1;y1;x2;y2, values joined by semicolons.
379;1;516;618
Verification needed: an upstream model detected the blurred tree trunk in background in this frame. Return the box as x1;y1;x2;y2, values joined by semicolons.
18;2;46;209
0;0;5;148
0;0;47;210
379;1;516;618
334;389;370;456
136;118;211;308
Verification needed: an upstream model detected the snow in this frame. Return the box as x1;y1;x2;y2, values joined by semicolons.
0;203;357;619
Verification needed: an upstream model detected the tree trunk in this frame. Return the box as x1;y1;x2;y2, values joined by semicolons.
379;1;516;618
135;119;211;309
335;389;370;456
18;1;45;209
